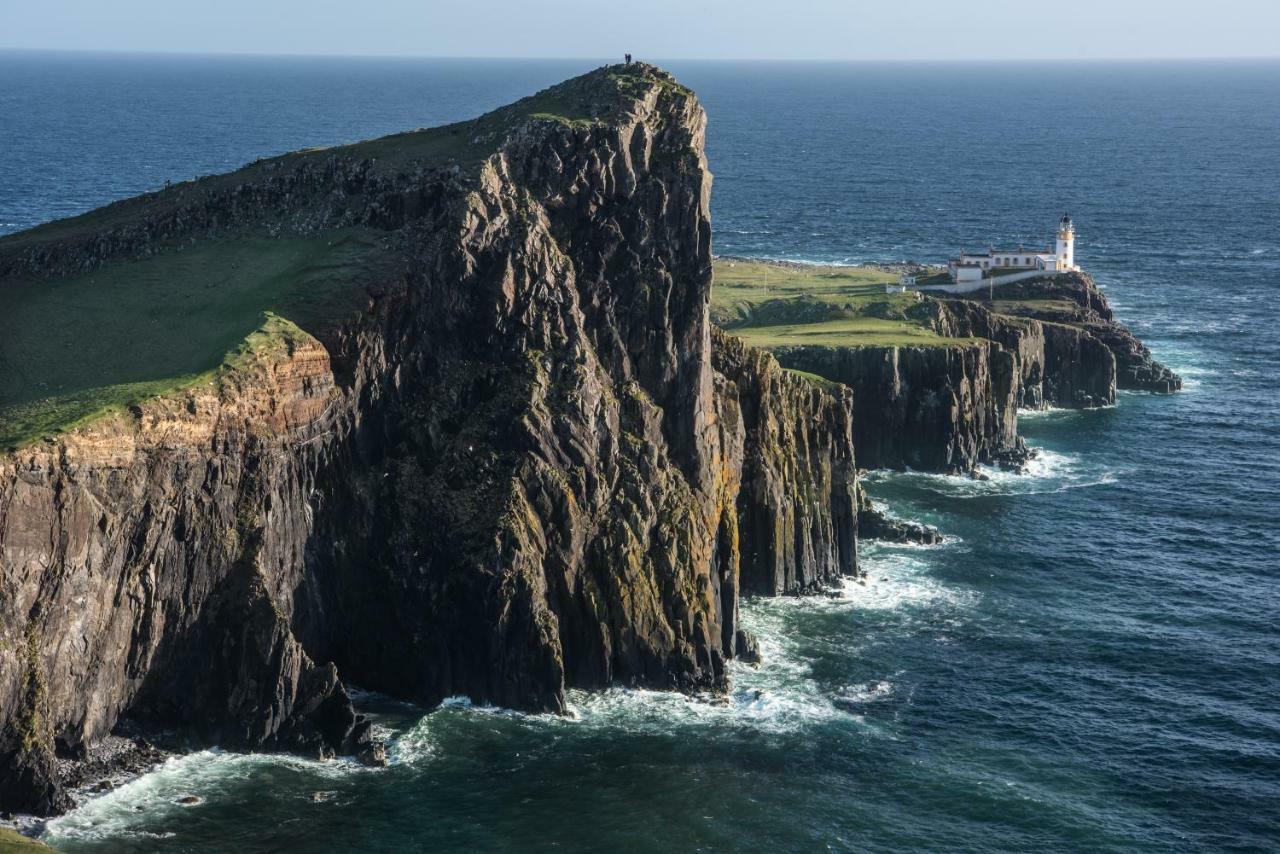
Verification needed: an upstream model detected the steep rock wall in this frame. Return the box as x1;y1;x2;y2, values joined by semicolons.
942;273;1181;393
921;297;1116;409
770;342;1022;473
712;331;857;596
0;324;385;813
765;294;1121;473
0;66;859;814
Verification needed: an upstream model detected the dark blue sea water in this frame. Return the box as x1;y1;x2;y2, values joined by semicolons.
2;52;1278;852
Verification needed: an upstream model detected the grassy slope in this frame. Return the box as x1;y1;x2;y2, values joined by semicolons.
729;317;970;348
0;230;387;449
712;258;898;322
0;64;674;450
0;828;55;852
711;259;977;348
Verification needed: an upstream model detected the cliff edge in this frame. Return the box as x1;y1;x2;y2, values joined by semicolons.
0;65;858;814
713;260;1180;473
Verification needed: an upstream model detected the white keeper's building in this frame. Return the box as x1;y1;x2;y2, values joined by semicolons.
947;214;1078;283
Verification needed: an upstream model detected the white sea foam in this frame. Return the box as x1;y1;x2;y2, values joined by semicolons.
1015;404;1106;421
392;552;970;740
43;748;378;846
46;498;976;840
847;549;975;612
866;447;1117;498
555;607;842;736
391;717;439;765
388;540;972;740
836;680;894;706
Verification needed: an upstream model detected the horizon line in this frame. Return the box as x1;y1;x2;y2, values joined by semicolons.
2;46;1279;64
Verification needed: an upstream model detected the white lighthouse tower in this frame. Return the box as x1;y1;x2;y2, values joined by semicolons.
1056;213;1076;271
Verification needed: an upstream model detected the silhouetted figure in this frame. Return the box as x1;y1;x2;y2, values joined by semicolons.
625;53;632;65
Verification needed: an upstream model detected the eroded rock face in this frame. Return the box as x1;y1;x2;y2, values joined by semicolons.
0;65;860;813
764;277;1160;474
920;296;1117;410
712;331;857;595
942;272;1182;394
855;488;941;546
770;342;1026;473
0;329;374;813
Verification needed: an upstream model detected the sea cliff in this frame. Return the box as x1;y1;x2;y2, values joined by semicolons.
0;64;1180;822
0;65;859;814
714;260;1179;474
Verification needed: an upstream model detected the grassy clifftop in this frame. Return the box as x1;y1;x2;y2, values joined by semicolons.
0;230;388;449
0;64;681;451
711;259;978;348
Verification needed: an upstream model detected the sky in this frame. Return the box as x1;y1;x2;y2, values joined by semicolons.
1;0;1277;62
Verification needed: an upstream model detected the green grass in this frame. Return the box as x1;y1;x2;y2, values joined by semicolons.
0;828;55;852
711;259;973;348
0;230;390;449
0;64;685;451
712;258;899;324
783;368;841;389
728;318;978;349
712;259;917;329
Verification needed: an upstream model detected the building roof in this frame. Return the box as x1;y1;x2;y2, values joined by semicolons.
960;248;1053;257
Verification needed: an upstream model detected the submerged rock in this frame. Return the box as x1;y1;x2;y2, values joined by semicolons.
855;489;942;546
732;629;762;665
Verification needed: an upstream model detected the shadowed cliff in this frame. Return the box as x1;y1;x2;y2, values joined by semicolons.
712;259;1179;474
0;64;858;814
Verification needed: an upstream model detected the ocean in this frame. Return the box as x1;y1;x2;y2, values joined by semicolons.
2;52;1278;852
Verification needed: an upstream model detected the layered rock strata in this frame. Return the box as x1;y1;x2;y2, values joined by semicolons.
0;65;859;814
767;276;1177;473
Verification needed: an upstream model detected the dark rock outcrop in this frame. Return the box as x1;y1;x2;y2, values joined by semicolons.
918;296;1117;410
856;488;941;546
945;272;1182;394
712;331;858;595
0;65;859;813
770;341;1028;473
762;271;1175;474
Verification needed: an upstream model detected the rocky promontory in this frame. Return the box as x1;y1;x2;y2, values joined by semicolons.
713;261;1180;474
0;65;860;815
0;64;1182;822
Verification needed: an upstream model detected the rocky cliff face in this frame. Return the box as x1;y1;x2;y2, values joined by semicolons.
942;272;1182;394
712;331;857;596
770;341;1024;473
765;274;1176;474
0;65;859;814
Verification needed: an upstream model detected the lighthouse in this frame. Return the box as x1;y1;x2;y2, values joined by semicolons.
1056;213;1076;271
943;215;1082;284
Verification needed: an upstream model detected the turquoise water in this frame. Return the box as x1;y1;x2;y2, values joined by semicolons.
2;54;1278;852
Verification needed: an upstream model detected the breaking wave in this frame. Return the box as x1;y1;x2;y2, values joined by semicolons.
43;749;380;847
865;447;1118;498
